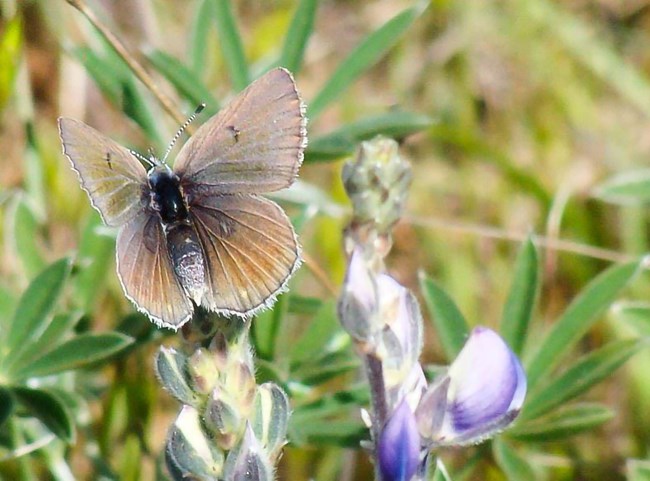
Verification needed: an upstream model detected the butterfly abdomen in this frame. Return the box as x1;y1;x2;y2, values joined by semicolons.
167;224;205;305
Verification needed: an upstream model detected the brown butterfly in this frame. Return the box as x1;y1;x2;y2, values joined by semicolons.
59;68;307;329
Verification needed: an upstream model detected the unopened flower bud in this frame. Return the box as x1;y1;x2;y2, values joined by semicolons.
378;399;420;481
224;424;273;481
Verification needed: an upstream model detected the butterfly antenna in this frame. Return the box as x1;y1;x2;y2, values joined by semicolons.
161;103;206;164
130;149;155;168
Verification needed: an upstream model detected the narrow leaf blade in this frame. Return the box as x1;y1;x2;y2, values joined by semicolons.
15;332;134;379
500;237;538;355
522;339;643;421
493;439;536;481
525;260;640;389
279;0;317;73
213;0;249;91
6;258;72;360
308;4;426;119
13;387;75;443
419;273;470;360
509;403;614;442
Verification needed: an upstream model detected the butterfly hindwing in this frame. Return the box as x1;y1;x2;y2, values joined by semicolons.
190;193;300;316
116;211;193;328
58;118;147;227
174;68;307;196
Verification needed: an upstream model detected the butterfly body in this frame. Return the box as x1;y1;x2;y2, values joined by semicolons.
59;68;306;329
148;165;189;226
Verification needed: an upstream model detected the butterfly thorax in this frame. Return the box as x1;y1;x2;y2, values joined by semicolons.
148;165;188;225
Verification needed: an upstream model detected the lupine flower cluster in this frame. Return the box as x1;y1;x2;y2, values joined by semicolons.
339;137;527;480
157;323;289;481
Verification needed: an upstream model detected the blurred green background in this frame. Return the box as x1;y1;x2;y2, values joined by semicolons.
4;0;650;479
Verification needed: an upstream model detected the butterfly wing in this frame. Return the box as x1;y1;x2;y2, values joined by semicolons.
116;211;193;328
174;68;307;195
58;118;148;227
190;194;300;316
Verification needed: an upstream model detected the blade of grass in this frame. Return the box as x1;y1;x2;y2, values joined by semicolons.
147;50;220;114
308;1;427;119
189;0;215;76
279;0;317;74
212;0;249;91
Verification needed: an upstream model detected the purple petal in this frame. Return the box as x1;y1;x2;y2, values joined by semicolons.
435;327;526;445
378;400;421;481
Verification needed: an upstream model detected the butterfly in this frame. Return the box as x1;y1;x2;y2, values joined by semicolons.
59;68;306;330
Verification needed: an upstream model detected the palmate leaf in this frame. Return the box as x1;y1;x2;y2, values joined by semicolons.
524;260;641;390
522;339;644;421
289;300;341;365
3;258;72;368
308;1;428;119
419;272;470;361
12;332;133;380
499;236;538;355
13;387;75;443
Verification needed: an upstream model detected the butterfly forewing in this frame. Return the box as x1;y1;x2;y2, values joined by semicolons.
58;118;147;226
174;68;306;195
116;212;193;327
190;194;300;316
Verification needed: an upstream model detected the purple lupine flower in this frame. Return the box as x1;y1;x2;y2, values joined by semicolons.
378;399;421;481
416;327;526;446
338;247;377;340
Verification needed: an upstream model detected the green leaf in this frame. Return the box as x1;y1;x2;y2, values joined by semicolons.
13;387;75;443
253;294;288;360
594;169;650;205
146;50;220;114
289;300;340;364
522;339;644;421
74;213;114;312
288;418;366;447
0;284;17;331
14;332;134;379
212;0;249;91
7;197;46;280
627;459;650;481
509;403;614;442
279;0;317;74
9;311;83;372
72;47;121;106
308;2;426;119
614;302;650;337
0;16;22;110
0;387;15;429
293;350;358;386
4;258;72;363
189;0;215;76
500;237;538;355
292;385;369;420
287;295;323;315
493;439;536;481
431;460;453;481
305;111;434;162
419;272;470;360
524;260;640;389
120;79;163;147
